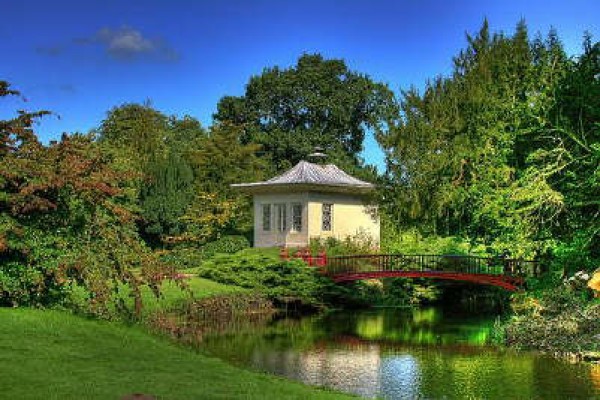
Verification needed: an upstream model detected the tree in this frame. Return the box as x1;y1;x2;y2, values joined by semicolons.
377;21;577;258
0;82;173;315
98;104;207;245
174;123;268;244
0;81;50;156
98;102;169;170
533;36;600;273
215;53;398;170
140;151;195;239
137;116;206;243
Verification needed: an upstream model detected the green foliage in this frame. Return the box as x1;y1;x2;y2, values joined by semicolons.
176;123;268;245
382;227;488;256
215;53;398;170
505;286;599;352
98;102;170;170
191;123;267;194
97;104;208;245
96;102;266;249
236;246;282;260
98;104;215;245
201;235;251;258
308;233;378;256
159;247;205;270
377;21;599;264
0;84;173;316
161;237;252;271
551;231;598;276
199;253;326;304
343;278;441;307
543;37;600;273
140;151;195;238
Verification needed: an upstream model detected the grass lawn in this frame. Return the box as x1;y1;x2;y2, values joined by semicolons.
0;308;354;400
140;277;248;315
67;276;250;320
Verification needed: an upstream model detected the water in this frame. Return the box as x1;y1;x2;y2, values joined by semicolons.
195;307;600;399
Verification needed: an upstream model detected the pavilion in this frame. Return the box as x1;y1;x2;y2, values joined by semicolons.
232;156;379;248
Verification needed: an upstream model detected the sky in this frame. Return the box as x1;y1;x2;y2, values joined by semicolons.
2;0;599;170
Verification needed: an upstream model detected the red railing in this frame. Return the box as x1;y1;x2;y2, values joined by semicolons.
280;247;327;267
324;253;543;278
280;249;543;290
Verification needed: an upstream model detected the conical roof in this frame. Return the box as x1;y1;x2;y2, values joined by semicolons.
231;160;375;194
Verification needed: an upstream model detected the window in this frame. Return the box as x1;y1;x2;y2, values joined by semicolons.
291;203;302;232
275;203;287;232
262;204;271;231
322;203;333;231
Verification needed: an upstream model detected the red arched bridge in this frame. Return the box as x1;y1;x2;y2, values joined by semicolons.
282;250;544;291
324;254;544;291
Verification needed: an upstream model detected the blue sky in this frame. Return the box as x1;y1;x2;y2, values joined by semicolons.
2;0;598;170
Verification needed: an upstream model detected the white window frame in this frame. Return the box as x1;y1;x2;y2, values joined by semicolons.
262;204;271;231
275;203;287;232
322;203;333;231
291;203;303;232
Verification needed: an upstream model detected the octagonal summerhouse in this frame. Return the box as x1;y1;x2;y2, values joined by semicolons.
231;159;379;248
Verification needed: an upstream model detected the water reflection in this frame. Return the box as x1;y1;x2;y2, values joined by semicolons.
348;308;493;345
196;307;599;399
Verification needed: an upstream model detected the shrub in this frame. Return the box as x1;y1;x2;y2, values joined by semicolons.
160;236;251;270
198;253;326;305
309;232;377;256
201;235;250;258
504;285;600;353
159;247;204;270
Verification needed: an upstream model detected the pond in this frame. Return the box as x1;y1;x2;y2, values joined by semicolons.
195;306;600;399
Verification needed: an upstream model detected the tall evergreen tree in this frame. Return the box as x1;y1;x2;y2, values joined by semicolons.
140;151;195;239
377;21;583;258
98;104;206;245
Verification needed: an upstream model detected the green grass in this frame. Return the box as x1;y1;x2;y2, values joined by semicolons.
141;276;248;314
68;276;249;320
0;308;354;400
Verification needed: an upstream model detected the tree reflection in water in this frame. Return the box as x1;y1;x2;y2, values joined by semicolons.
195;307;599;399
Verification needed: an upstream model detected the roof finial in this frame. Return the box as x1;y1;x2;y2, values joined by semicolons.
308;146;327;164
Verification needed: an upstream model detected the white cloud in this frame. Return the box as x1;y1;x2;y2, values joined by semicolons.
78;26;180;62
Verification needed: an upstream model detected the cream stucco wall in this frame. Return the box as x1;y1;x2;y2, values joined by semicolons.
307;192;380;245
253;191;379;248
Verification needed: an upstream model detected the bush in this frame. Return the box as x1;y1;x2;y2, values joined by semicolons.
160;236;251;270
504;285;600;353
198;253;326;305
159;247;204;270
201;235;250;258
309;232;377;256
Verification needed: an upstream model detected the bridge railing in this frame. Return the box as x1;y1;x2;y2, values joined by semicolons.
324;254;543;278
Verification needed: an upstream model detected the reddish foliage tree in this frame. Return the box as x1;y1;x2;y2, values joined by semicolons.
0;81;179;316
